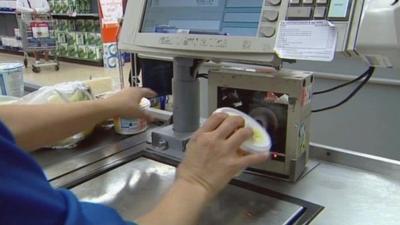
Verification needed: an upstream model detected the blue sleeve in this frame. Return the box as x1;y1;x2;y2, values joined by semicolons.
0;121;137;225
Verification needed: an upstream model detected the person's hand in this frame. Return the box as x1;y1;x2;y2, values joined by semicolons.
177;113;269;199
101;87;156;120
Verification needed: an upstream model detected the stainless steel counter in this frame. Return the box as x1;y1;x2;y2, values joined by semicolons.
72;157;305;225
34;129;400;225
241;161;400;225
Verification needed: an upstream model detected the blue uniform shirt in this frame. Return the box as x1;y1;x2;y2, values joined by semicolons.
0;121;136;225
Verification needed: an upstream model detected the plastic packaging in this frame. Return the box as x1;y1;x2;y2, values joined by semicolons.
114;98;151;135
17;82;94;149
214;107;271;154
0;63;24;97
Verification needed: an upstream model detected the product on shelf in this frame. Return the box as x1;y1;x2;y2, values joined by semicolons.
103;43;119;69
67;44;78;58
56;31;66;43
57;43;68;56
87;45;102;61
75;32;85;45
77;45;87;59
76;19;86;31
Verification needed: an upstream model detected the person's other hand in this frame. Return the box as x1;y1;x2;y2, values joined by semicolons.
177;113;269;199
101;87;156;120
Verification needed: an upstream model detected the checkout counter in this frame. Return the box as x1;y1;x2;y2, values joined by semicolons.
31;120;400;225
32;0;400;224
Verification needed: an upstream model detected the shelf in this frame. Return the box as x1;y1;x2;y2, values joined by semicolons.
0;46;23;55
58;56;103;66
51;13;99;19
0;11;16;15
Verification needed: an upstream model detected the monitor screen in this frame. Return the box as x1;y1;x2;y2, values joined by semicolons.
140;0;264;37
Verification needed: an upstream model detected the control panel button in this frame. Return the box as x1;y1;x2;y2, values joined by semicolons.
314;7;326;18
316;0;328;4
302;0;314;4
260;27;276;38
287;7;312;19
263;10;279;22
267;0;282;6
290;0;301;4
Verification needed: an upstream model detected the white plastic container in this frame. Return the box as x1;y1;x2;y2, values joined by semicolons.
0;63;24;97
214;107;272;154
114;98;151;135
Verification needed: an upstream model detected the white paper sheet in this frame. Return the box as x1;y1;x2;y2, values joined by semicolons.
274;20;338;62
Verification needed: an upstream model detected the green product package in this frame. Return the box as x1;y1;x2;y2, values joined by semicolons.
53;0;61;13
68;0;76;13
67;45;78;58
56;32;66;44
61;0;68;13
77;45;88;59
66;32;76;45
75;32;85;45
58;43;68;56
95;33;102;46
86;45;102;61
85;20;95;32
76;19;86;32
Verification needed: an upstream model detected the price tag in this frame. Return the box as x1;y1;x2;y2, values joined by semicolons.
274;20;338;62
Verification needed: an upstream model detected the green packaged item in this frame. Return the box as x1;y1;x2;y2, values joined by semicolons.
56;32;67;44
95;33;102;46
85;32;94;45
76;20;86;32
94;20;100;33
77;45;88;59
53;0;61;13
66;32;76;45
58;43;68;56
68;0;76;13
85;32;101;45
48;0;54;10
85;20;95;32
68;20;76;31
87;45;102;61
77;0;88;13
57;20;67;31
75;32;85;45
67;45;78;58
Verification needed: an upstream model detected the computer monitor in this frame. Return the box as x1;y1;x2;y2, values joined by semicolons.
119;0;399;69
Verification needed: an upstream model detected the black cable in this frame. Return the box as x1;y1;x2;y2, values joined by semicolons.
312;67;375;113
313;67;373;95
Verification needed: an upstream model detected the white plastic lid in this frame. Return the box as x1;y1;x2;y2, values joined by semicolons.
0;63;24;71
140;98;151;108
214;107;271;154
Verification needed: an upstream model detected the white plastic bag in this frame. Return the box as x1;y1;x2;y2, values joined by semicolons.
17;82;95;149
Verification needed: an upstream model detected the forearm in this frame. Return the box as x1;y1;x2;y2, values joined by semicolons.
0;100;113;151
137;179;211;225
